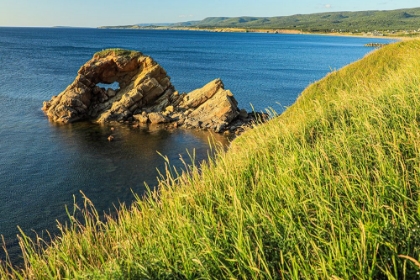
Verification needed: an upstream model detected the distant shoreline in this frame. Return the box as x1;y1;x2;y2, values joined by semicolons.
0;25;407;41
98;26;409;40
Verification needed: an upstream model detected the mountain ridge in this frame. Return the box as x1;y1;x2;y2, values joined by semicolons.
100;7;420;33
172;7;420;32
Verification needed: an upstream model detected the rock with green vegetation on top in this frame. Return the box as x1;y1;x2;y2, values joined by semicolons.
42;48;262;133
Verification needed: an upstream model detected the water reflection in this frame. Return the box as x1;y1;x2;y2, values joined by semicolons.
49;121;229;207
2;120;229;264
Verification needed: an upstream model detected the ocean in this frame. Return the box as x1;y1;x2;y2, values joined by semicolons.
0;27;394;261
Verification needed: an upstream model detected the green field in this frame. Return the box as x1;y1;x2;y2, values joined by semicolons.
1;40;420;279
174;8;420;33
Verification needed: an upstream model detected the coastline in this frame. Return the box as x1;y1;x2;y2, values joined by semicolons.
3;39;420;278
99;25;413;41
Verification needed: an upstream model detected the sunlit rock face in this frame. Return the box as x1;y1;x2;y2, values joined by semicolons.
42;49;264;134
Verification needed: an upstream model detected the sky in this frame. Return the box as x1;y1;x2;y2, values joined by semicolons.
0;0;419;27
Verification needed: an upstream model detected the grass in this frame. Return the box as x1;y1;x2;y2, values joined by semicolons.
1;40;420;279
176;7;420;33
94;48;141;59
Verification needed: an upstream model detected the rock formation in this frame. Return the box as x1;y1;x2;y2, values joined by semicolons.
42;49;265;134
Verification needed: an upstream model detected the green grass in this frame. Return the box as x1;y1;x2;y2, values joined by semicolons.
2;40;420;279
94;48;141;59
176;7;420;32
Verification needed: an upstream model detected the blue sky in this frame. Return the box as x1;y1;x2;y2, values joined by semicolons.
0;0;419;27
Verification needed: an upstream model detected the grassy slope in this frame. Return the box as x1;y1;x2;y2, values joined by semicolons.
2;40;420;279
184;8;420;32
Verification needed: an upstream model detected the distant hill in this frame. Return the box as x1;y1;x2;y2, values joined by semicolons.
171;7;420;32
136;23;173;27
171;20;202;27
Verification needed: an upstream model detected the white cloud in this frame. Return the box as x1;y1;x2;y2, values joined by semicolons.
325;4;332;9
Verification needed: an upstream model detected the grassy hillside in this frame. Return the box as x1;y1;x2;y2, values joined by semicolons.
176;7;420;32
2;40;420;279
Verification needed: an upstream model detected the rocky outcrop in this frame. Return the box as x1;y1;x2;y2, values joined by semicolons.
42;49;266;134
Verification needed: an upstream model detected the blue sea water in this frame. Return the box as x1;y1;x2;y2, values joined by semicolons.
0;27;394;261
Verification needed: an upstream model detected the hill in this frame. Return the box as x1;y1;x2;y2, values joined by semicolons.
174;7;420;32
1;40;420;278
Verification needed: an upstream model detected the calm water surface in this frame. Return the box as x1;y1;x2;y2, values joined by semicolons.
0;27;394;261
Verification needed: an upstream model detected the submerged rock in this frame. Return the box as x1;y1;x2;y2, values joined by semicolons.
42;48;265;134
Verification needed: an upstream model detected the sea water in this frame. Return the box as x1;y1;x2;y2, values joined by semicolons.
0;27;394;261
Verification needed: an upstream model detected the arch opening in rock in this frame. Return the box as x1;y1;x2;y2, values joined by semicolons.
97;81;120;91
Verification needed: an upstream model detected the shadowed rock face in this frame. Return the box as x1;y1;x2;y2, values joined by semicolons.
42;49;264;134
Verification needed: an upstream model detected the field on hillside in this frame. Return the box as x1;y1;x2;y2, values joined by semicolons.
174;8;420;33
1;40;420;279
